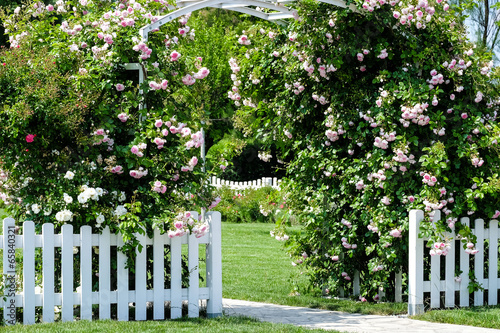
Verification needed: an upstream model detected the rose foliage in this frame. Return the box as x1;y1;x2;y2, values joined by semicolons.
229;0;500;298
0;0;227;258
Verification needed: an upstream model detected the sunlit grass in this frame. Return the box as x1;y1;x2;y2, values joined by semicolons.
411;305;500;329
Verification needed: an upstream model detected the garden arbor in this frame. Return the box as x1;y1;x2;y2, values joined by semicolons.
124;0;356;86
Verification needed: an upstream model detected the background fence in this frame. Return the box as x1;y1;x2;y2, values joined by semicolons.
1;211;222;325
210;176;281;190
408;209;499;315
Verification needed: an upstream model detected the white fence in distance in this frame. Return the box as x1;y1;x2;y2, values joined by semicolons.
408;209;499;315
1;211;222;325
210;176;281;190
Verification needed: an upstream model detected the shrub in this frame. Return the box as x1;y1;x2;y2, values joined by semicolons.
228;0;500;298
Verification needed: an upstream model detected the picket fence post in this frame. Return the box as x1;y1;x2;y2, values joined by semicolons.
408;209;424;315
206;211;223;317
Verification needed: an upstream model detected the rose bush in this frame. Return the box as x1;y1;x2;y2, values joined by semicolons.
0;1;232;259
228;0;500;299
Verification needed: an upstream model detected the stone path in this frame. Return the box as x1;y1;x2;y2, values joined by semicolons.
223;298;500;333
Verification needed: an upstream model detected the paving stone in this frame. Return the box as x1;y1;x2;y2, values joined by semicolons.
223;298;500;333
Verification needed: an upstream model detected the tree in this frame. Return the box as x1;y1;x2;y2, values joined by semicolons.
452;0;500;59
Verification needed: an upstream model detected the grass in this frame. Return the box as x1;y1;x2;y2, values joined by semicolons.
2;316;333;332
221;222;407;316
411;305;500;329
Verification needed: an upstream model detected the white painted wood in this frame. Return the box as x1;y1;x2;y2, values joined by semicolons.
353;271;360;296
99;227;111;319
430;211;442;308
489;220;498;305
61;224;74;322
395;269;402;303
116;234;129;321
42;223;55;323
3;218;16;325
1;214;224;325
206;212;223;317
460;217;470;307
445;229;455;308
474;219;484;306
80;226;92;321
170;235;183;319
153;228;165;320
23;221;36;324
408;210;424;315
188;231;200;317
135;233;147;320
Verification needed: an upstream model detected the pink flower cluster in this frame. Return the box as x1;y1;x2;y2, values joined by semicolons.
430;241;451;256
118;113;129;122
181;156;198;172
208;196;221;210
400;102;429;127
389;229;402;238
110;165;124;174
471;156;484;167
131;143;147;157
367;223;379;233
341;218;352;228
465;242;479;255
132;41;152;60
341;272;351;281
421;172;437;186
167;212;209;238
152;181;167;194
92;129;114;150
149;79;168;90
185;131;204;149
238;35;251;45
129;167;148;179
341;237;357;249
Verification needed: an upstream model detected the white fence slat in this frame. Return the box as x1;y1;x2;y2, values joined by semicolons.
135;233;147;321
99;227;111;319
408;210;424;315
170;236;182;319
116;234;129;321
459;217;470;307
474;219;484;306
80;226;92;321
153;228;165;320
430;211;441;309
206;212;223;317
61;224;74;322
42;223;55;323
445;229;455;308
395;269;402;303
353;271;360;296
23;221;36;324
188;231;200;317
3;218;16;326
489;220;498;305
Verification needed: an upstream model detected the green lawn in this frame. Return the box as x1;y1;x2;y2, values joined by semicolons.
3;316;332;332
2;217;499;330
411;305;500;329
221;222;407;315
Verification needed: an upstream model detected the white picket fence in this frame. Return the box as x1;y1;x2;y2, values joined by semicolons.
408;209;499;315
1;211;222;325
210;176;281;190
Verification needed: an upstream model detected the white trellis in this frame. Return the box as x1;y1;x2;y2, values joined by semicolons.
122;0;357;103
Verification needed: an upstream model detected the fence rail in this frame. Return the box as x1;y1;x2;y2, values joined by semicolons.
1;211;222;325
408;209;500;315
210;176;281;190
